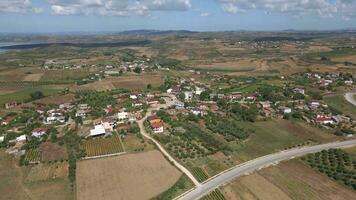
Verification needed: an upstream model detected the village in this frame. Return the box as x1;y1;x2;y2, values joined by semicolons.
1;68;355;160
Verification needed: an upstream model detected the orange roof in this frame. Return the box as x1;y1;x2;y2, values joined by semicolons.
151;122;163;129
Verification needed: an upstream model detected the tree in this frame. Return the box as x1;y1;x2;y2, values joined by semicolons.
30;91;44;100
147;84;152;90
133;67;142;74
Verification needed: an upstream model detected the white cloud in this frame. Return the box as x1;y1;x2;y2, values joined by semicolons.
222;3;242;14
0;0;32;13
200;12;210;17
218;0;356;18
47;0;192;16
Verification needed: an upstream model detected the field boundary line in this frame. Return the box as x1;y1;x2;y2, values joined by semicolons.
81;152;126;160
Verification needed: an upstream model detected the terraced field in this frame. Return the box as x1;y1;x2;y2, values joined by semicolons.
82;135;125;157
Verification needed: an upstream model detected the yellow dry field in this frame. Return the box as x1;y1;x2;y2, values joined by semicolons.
23;73;44;81
76;150;182;200
224;160;355;200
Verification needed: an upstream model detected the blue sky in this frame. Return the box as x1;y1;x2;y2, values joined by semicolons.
0;0;356;33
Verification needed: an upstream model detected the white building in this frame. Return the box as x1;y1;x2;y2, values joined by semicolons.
0;136;4;143
117;111;129;121
279;107;292;114
184;91;193;101
16;135;27;143
89;125;106;137
195;87;205;95
31;128;48;138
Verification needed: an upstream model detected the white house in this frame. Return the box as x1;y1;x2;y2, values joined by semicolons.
117;111;129;121
129;94;138;100
16;135;27;143
31;128;48;138
293;88;305;95
0;136;4;143
89;125;106;137
279;106;292;114
75;110;87;118
195;87;205;95
184;91;193;101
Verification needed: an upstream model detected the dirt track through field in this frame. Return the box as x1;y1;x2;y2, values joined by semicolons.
76;150;182;200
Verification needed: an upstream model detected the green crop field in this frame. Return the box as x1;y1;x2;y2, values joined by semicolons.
82;135;125;157
200;189;226;200
324;95;356;119
25;149;41;164
191;167;209;182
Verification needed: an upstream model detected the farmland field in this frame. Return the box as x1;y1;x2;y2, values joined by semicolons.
26;162;69;182
25;149;41;164
82;135;125;157
191;167;209;182
224;159;356;200
233;120;306;161
76;150;182;200
0;150;73;200
201;189;226;200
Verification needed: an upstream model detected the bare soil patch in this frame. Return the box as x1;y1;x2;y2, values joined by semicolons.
76;150;182;200
39;142;67;162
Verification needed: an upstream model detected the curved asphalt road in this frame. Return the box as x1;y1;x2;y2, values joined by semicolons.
177;139;356;200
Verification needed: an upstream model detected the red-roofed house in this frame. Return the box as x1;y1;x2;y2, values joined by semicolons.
151;122;164;134
32;128;49;138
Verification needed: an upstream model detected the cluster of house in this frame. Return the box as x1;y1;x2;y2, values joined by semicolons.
304;72;354;87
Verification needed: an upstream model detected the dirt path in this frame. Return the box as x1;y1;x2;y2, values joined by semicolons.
136;94;200;186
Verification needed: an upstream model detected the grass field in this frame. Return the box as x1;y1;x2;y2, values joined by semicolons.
225;159;356;200
76;150;182;200
81;135;125;157
0;87;60;105
233;120;305;161
121;134;156;153
324;95;356;119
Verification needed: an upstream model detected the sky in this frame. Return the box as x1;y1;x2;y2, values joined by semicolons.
0;0;356;33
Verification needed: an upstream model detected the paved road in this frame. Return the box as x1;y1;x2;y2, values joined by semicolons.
345;92;356;106
177;139;356;200
137;94;201;186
